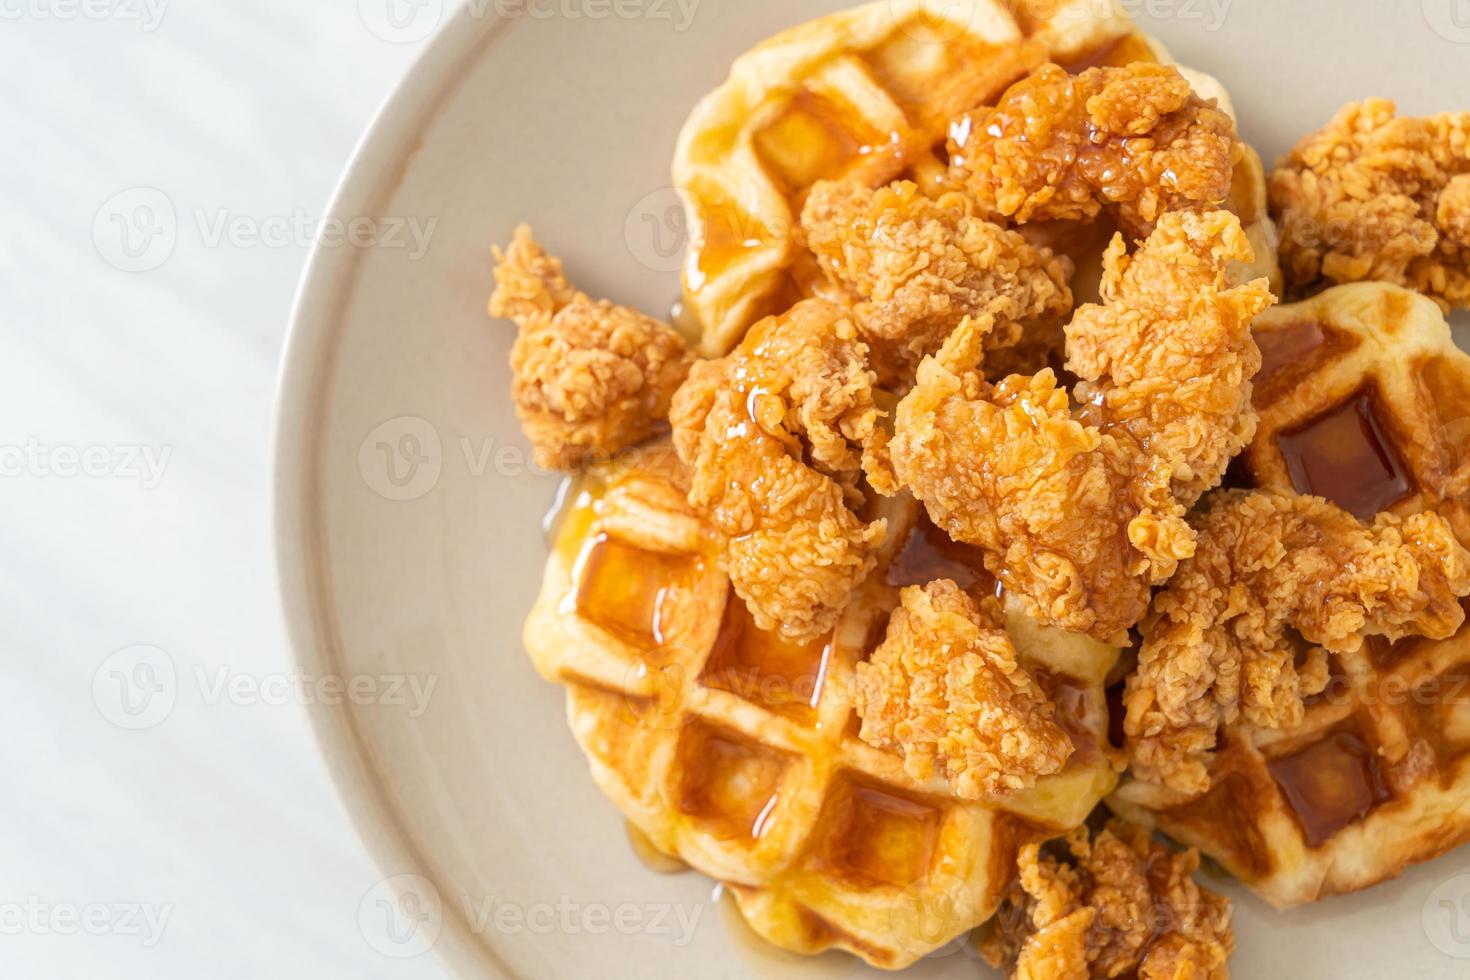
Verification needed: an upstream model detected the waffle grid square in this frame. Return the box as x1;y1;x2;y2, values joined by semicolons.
1112;283;1470;908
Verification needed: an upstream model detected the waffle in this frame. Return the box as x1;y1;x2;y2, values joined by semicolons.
670;0;1279;356
1110;282;1470;908
526;445;1121;968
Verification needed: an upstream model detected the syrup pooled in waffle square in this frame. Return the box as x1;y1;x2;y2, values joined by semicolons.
671;0;1278;356
1110;283;1470;907
524;445;1122;968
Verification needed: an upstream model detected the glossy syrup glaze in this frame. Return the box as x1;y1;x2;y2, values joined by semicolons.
1276;387;1415;521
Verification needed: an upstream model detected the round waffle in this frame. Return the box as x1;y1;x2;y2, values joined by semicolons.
671;0;1279;356
525;445;1120;968
1110;282;1470;908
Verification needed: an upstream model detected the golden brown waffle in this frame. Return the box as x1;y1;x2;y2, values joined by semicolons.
1110;282;1470;908
525;445;1121;968
671;0;1279;356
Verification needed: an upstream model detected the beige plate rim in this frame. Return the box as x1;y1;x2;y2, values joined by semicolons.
273;7;518;979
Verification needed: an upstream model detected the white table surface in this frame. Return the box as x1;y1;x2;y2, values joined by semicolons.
2;2;462;976
6;2;1469;979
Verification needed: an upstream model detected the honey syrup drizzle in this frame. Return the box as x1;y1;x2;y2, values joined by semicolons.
1276;387;1415;521
548;475;603;564
625;821;689;875
543;474;585;543
1253;319;1327;394
1267;730;1391;848
709;884;854;973
563;534;679;648
552;471;700;652
677;727;789;842
810;777;945;889
679;22;1156;326
886;513;995;593
1054;32;1157;75
703;596;834;718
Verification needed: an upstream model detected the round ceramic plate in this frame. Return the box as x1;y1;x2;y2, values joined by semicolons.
275;2;1470;977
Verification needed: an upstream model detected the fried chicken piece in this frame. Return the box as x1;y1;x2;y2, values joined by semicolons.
877;212;1273;643
1125;490;1470;795
949;63;1239;237
490;226;694;470
800;180;1075;388
983;820;1234;980
881;317;1168;643
670;299;888;643
854;580;1071;798
1270;99;1470;311
1067;209;1272;507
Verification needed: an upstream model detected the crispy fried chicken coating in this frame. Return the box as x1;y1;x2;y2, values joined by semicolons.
1270;99;1470;311
880;317;1167;643
854;580;1071;799
949;63;1239;237
670;299;888;643
1067;210;1271;507
490;226;694;470
800;180;1075;388
982;820;1234;980
1125;490;1470;795
876;212;1273;643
